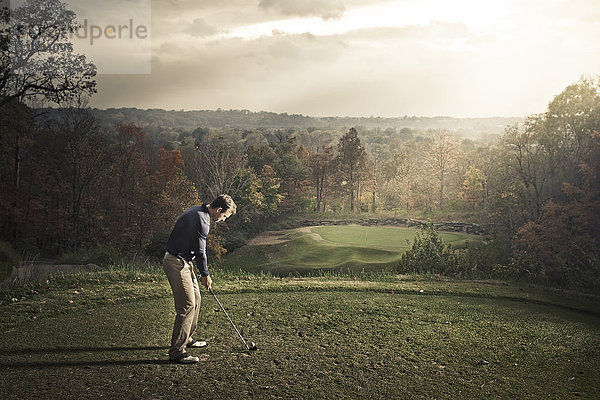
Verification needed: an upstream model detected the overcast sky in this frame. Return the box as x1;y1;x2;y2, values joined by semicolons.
88;0;600;118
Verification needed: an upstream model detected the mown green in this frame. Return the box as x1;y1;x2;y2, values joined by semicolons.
223;225;478;275
313;225;472;250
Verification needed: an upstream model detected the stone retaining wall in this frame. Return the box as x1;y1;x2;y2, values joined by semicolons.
290;218;493;235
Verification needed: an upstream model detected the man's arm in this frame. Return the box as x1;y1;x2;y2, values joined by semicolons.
195;212;211;289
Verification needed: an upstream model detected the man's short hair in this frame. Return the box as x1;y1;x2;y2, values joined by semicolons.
210;194;237;215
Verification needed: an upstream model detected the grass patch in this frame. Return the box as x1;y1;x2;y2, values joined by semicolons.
0;268;168;328
312;225;474;251
1;272;598;399
224;225;479;275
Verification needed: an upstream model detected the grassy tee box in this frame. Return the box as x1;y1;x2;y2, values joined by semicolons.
0;272;599;399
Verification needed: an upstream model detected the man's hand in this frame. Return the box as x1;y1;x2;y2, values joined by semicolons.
201;275;212;290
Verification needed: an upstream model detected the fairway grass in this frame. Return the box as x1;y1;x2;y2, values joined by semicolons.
225;225;479;275
1;273;599;399
312;225;473;251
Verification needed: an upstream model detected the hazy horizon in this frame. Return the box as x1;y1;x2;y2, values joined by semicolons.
85;0;599;119
84;105;525;120
51;103;525;121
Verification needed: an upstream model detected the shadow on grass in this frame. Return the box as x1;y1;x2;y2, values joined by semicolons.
0;359;173;368
0;345;168;355
0;345;174;368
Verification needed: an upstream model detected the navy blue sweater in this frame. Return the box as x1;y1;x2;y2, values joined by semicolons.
165;205;211;277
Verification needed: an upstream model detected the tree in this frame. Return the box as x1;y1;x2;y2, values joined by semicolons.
113;123;147;227
398;222;458;275
0;0;97;246
0;0;97;106
459;165;486;209
499;77;600;222
307;146;334;212
238;165;283;226
256;165;283;215
380;144;414;212
425;129;458;210
189;137;247;200
501;122;553;221
245;144;277;173
49;104;113;247
0;100;35;242
368;143;389;212
337;128;368;211
272;136;309;200
534;76;600;197
512;133;600;287
473;144;498;209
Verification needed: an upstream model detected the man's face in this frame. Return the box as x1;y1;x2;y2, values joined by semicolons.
215;208;233;223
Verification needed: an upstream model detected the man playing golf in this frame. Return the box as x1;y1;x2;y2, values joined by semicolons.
163;194;237;364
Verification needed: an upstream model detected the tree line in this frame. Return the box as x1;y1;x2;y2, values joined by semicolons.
1;77;599;289
85;107;520;136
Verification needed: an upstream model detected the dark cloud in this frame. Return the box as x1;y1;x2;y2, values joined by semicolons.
93;32;348;111
258;0;346;20
91;1;600;117
153;0;259;22
156;0;243;12
184;18;219;37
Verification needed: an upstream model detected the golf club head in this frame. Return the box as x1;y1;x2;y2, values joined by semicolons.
248;341;257;351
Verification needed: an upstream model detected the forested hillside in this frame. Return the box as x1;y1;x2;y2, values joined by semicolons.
87;108;520;139
1;0;599;291
2;78;599;289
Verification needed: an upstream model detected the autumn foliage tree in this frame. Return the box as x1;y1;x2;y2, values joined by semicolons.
459;166;486;208
113;123;147;228
307;146;334;212
425;129;459;210
512;132;600;287
337;128;368;211
380;145;414;212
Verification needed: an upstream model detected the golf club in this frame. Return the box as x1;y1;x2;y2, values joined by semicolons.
209;287;257;351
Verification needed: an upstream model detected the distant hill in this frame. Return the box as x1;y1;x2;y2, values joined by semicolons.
87;108;523;139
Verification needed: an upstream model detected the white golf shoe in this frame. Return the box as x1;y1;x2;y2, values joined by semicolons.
170;353;199;364
187;339;208;348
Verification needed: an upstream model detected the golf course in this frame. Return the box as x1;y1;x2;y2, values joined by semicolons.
1;225;599;399
224;224;479;275
3;0;600;397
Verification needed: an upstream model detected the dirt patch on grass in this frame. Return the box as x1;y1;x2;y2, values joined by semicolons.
246;227;326;246
247;230;293;246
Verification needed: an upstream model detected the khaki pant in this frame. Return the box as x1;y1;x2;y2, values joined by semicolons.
163;252;201;359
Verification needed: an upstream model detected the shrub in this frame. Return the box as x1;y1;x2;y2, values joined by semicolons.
224;230;248;252
512;198;600;288
144;230;171;261
58;245;124;266
294;197;313;212
399;223;515;280
398;222;458;275
0;241;18;263
453;236;512;278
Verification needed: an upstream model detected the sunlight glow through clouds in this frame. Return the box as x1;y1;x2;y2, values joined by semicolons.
93;0;599;117
217;0;509;40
